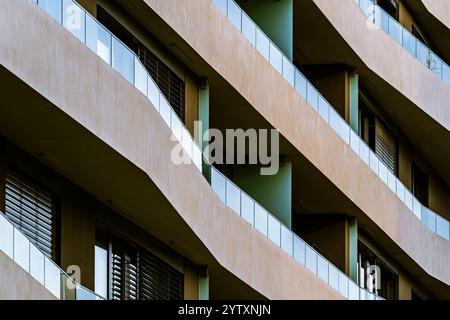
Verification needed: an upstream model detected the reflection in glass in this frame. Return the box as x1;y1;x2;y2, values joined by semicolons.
349;281;360;300
77;285;98;300
182;127;193;159
359;142;370;165
305;245;317;274
269;43;283;74
294;70;307;98
256;28;270;60
306;83;318;111
134;57;148;96
268;215;281;247
211;168;226;203
214;0;227;15
318;95;330;123
338;272;349;298
282;57;295;87
159;97;172;127
396;179;405;202
436;215;450;241
293;235;306;266
29;243;45;285
254;203;268;236
38;0;62;23
147;77;160;110
242;13;255;46
95;246;108;298
280;226;293;256
86;15;111;64
350;130;360;154
226;180;241;214
112;37;134;84
63;0;85;42
45;257;61;299
14;229;30;272
0;215;14;258
328;265;339;291
317;255;328;283
402;30;415;56
241;192;255;225
228;0;242;31
388;17;402;44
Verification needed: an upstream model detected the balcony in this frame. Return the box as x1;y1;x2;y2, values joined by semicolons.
0;213;103;300
30;0;386;299
0;0;352;299
354;0;449;86
212;0;450;244
2;0;448;298
132;0;450;293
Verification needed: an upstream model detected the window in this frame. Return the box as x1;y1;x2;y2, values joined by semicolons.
358;241;398;300
96;6;185;120
374;119;397;175
139;249;184;300
96;230;184;300
412;160;428;206
95;245;108;298
359;97;398;175
4;170;57;260
110;244;138;300
376;0;398;19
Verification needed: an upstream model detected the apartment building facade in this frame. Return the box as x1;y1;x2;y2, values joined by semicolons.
0;0;448;300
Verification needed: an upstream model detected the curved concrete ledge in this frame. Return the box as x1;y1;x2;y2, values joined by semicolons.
0;251;57;300
136;0;450;287
420;0;450;28
312;0;450;131
0;0;343;300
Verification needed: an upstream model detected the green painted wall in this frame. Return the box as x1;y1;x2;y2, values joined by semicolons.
238;0;293;60
198;78;209;151
199;79;210;182
198;272;209;300
349;73;359;132
234;162;292;228
348;218;358;282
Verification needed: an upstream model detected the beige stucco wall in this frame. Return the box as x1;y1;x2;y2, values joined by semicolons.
0;0;344;300
0;251;57;300
312;0;450;131
137;0;450;285
421;0;450;28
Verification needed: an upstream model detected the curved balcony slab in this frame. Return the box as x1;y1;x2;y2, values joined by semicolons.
310;0;450;130
127;0;450;290
0;0;344;300
420;0;450;29
293;0;450;189
0;251;57;300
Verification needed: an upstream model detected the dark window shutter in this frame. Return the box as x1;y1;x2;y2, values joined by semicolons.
111;251;123;300
4;171;56;260
139;250;184;300
111;247;138;300
124;254;138;300
96;5;185;120
137;47;184;120
375;119;397;175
